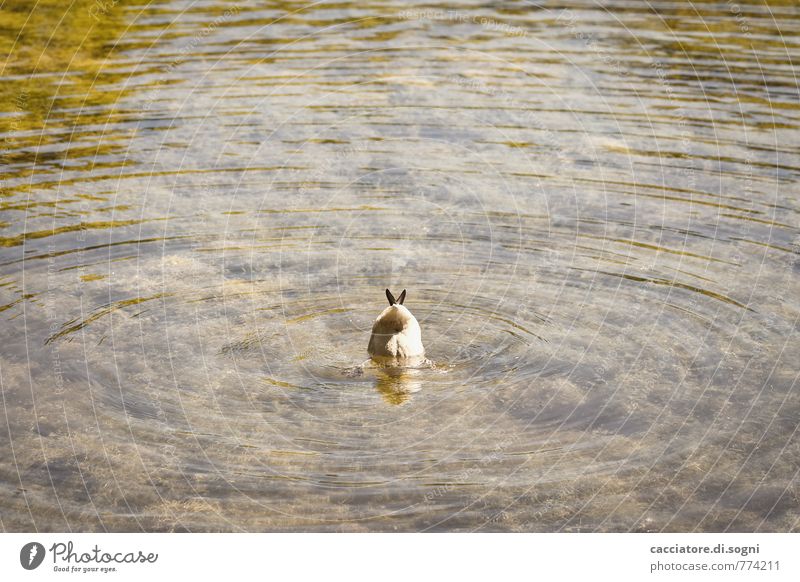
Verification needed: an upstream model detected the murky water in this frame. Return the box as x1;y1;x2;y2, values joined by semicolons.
1;0;798;532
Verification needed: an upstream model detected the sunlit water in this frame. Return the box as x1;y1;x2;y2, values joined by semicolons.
1;0;798;532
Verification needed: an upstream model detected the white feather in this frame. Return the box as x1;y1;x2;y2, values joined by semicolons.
368;303;425;362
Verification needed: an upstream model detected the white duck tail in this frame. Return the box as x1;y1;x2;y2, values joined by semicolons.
368;289;425;362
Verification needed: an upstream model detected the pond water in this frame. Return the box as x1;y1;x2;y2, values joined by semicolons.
1;0;798;532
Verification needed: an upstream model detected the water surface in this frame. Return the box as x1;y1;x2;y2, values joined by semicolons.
1;0;798;532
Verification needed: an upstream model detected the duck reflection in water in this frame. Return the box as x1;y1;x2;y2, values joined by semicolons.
374;365;423;405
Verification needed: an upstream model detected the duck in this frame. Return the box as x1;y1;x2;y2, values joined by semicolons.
368;289;425;363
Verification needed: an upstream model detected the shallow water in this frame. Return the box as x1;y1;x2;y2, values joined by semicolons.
1;0;798;532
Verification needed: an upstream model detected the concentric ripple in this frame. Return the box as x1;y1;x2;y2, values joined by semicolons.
0;0;798;532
